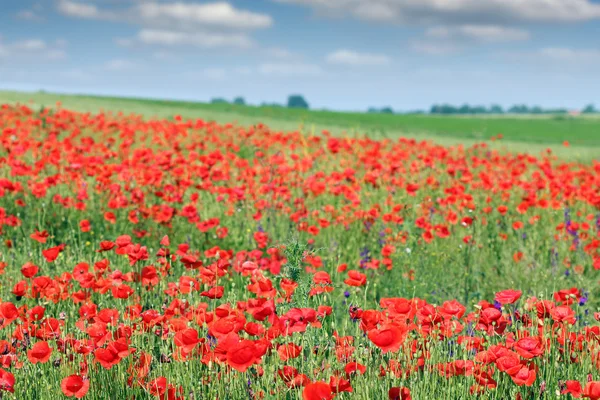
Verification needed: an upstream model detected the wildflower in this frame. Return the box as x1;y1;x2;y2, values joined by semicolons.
61;375;89;399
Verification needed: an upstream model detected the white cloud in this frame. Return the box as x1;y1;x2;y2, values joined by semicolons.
264;47;298;60
16;10;43;21
152;51;178;61
135;2;273;30
233;66;253;75
114;38;134;47
11;39;46;51
326;49;391;66
201;68;227;80
538;47;600;63
104;59;137;71
137;29;253;48
57;0;103;19
46;49;67;60
426;25;530;42
16;3;44;21
0;38;66;61
58;1;274;30
59;68;93;81
274;0;600;24
410;40;462;55
258;63;323;77
58;1;271;50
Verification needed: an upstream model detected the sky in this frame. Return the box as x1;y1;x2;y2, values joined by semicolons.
0;0;599;111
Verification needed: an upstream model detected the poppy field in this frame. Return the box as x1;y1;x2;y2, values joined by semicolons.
1;103;600;399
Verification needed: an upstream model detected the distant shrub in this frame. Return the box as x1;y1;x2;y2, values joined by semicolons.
211;98;229;104
287;95;309;109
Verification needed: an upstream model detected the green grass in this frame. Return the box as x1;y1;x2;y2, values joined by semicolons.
1;90;598;162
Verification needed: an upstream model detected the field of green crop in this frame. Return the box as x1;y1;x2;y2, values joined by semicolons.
1;90;598;162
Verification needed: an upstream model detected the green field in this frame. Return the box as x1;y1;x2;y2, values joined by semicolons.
0;90;598;161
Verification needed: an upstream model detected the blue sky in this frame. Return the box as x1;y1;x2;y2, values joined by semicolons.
0;0;599;111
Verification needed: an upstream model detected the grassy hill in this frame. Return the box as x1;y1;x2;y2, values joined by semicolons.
1;90;598;161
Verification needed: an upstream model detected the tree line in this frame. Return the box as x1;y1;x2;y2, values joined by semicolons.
429;103;597;115
211;96;598;115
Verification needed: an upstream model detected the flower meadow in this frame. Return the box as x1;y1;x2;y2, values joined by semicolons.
0;104;600;399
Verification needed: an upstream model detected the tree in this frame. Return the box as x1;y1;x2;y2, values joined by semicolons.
287;95;309;109
531;106;543;114
508;104;529;114
583;104;597;114
233;97;246;105
211;98;228;104
489;104;504;114
368;107;394;114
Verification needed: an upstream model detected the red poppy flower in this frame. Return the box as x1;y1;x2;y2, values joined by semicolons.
97;241;115;252
509;362;537;386
79;220;91;232
226;340;259;372
174;328;200;353
344;362;366;377
148;377;168;397
303;381;333;400
514;337;544;359
201;286;224;299
61;375;90;398
30;230;49;243
551;306;576;324
0;302;19;327
277;343;302;361
21;262;39;278
344;270;367;287
389;387;411;400
562;380;582;397
367;324;407;353
111;284;134;299
494;289;522;305
42;244;65;262
94;347;121;369
584;382;600;400
0;368;15;393
27;341;53;364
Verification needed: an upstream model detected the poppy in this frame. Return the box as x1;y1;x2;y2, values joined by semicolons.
509;363;537;386
61;375;89;398
344;270;367;287
94;347;121;369
584;382;600;400
277;343;302;361
27;341;53;364
367;324;407;353
30;230;49;243
226;340;259;372
303;381;333;400
0;368;15;393
201;286;224;299
562;380;582;397
21;262;39;278
514;337;543;359
389;387;411;400
173;328;200;353
79;220;91;232
494;289;522;305
329;375;352;393
42;244;65;262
